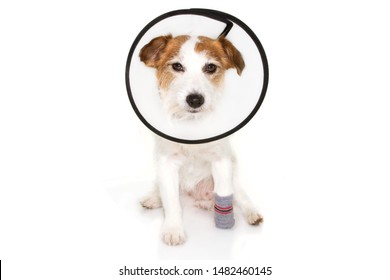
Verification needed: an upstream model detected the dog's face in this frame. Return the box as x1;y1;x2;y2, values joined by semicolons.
139;35;245;120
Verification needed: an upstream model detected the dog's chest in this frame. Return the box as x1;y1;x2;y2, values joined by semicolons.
179;157;211;190
176;145;216;189
157;138;231;189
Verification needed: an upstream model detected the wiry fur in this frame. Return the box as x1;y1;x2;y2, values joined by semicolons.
139;34;262;245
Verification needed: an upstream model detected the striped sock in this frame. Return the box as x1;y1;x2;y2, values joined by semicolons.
214;194;235;229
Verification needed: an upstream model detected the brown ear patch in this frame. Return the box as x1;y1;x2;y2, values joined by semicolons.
196;36;245;75
139;35;190;68
218;37;245;75
139;34;173;67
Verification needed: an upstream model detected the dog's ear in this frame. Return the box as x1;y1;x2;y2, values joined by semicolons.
139;34;172;67
218;37;245;75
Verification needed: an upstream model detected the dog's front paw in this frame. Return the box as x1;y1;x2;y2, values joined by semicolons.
140;194;162;209
162;226;186;246
247;212;264;225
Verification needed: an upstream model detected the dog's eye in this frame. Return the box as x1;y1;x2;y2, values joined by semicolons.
204;63;217;74
172;62;184;72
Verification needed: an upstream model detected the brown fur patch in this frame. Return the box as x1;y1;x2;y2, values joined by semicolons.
196;36;245;75
139;35;190;90
139;34;173;67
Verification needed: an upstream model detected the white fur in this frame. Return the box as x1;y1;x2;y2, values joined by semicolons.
140;36;263;246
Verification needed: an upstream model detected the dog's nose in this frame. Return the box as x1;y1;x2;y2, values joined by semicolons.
186;93;204;109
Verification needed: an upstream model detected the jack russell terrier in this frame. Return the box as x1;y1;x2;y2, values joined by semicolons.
139;34;263;245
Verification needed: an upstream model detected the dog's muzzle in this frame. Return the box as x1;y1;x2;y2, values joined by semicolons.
186;93;204;109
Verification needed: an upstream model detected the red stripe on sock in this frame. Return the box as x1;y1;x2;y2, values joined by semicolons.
214;205;233;215
214;204;233;211
214;208;233;215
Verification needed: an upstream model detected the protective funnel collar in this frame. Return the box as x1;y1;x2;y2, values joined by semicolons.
126;8;268;144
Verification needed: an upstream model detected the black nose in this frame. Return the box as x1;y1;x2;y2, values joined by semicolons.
186;93;204;109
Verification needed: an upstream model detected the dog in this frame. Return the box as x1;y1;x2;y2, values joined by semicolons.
139;34;263;245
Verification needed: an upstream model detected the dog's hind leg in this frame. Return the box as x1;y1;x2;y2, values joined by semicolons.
233;186;263;225
193;199;214;210
140;185;162;209
232;158;263;225
189;177;214;211
232;166;263;225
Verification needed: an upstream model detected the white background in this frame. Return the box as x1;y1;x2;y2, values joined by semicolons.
1;1;389;279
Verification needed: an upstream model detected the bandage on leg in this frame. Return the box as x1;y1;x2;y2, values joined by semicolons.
214;194;235;229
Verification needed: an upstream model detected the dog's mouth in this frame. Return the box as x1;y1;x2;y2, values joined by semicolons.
170;106;209;121
187;108;202;113
164;93;212;120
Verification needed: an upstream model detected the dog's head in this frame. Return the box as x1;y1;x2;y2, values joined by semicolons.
139;35;245;120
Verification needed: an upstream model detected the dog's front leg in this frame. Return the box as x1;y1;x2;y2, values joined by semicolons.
212;157;235;229
157;155;186;245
